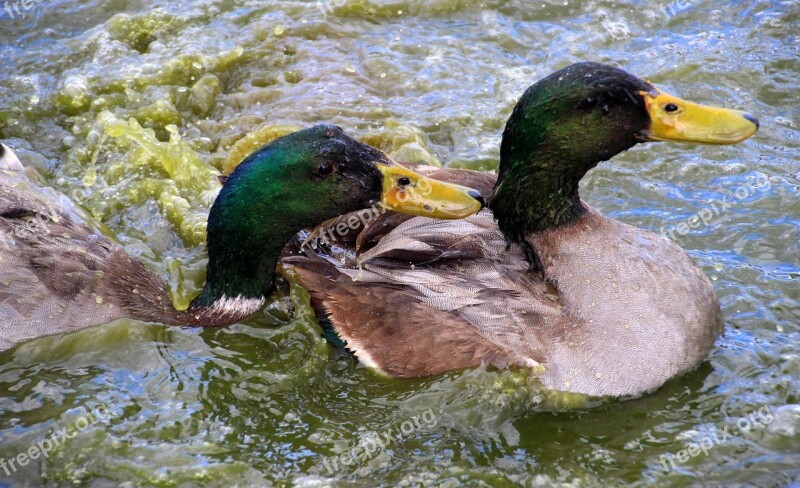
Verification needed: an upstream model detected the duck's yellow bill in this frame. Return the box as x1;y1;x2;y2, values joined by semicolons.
639;89;759;144
378;164;484;219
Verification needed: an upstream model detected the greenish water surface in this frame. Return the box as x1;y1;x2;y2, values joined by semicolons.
0;0;798;486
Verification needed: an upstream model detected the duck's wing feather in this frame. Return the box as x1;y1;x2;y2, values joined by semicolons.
281;167;567;377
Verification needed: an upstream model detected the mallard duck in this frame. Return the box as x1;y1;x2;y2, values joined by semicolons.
282;62;760;397
0;126;484;351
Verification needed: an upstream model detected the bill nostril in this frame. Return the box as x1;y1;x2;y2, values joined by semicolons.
742;113;760;130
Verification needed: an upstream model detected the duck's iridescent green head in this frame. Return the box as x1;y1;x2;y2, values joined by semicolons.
491;62;759;246
196;125;483;306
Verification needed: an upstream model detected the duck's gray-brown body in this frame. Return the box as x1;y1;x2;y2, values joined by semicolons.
0;171;134;350
0;170;258;351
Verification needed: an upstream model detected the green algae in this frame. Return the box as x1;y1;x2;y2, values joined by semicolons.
361;119;443;166
98;112;218;246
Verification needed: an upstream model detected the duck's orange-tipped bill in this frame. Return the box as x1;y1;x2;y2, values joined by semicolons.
639;89;759;144
378;163;484;219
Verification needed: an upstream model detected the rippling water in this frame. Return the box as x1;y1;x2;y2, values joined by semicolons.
0;0;798;486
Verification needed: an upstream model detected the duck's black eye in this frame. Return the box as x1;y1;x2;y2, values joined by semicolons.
664;103;679;113
317;162;335;177
397;177;411;187
579;98;598;110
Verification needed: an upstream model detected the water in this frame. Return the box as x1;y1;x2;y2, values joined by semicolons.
0;0;798;485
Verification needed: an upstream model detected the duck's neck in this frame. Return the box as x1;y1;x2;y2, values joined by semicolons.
489;152;588;244
191;231;286;310
188;190;306;319
182;237;285;326
490;90;592;247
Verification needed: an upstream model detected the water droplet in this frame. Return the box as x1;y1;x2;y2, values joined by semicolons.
345;64;356;73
